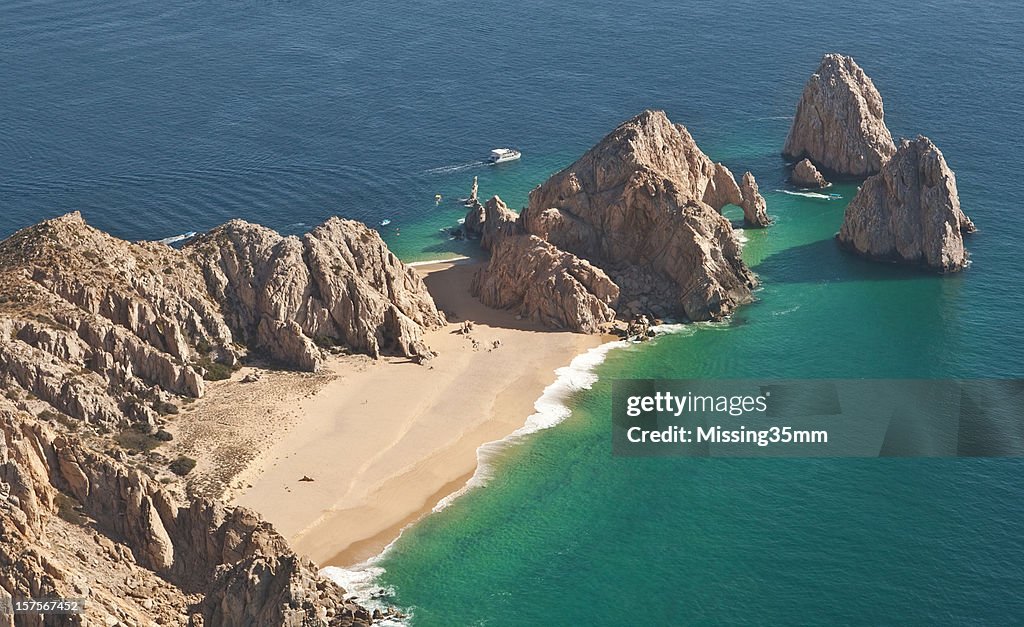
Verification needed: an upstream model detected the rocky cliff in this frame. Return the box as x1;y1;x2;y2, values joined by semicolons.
0;407;378;625
0;212;436;624
471;235;619;333
507;109;758;324
190;217;445;367
783;54;896;177
837;136;976;272
790;158;830;188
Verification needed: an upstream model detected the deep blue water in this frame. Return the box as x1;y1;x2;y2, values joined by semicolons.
3;0;1024;624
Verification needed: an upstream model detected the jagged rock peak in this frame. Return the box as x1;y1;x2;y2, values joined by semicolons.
0;212;443;429
463;195;522;252
535;109;749;215
783;54;896;177
791;158;831;188
189;216;445;366
837;136;975;272
519;109;757;322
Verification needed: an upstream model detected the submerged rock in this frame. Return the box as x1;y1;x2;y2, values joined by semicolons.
837;136;976;272
783;54;896;177
791;158;831;188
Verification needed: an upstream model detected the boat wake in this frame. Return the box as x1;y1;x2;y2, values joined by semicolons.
156;231;197;245
423;161;486;175
776;189;841;200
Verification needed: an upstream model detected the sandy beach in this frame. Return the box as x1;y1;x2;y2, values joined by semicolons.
230;259;608;566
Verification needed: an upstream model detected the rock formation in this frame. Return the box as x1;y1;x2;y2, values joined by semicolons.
791;158;830;188
837;136;976;272
191;217;445;366
472;196;520;252
514;109;758;323
471;235;618;333
0;407;378;625
739;171;770;227
783;54;896;177
0;214;442;420
0;212;433;624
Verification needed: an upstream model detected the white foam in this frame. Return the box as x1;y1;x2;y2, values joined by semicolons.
432;339;627;511
406;255;470;267
733;228;749;246
320;328;710;614
156;231;197;245
423;161;485;175
776;189;834;200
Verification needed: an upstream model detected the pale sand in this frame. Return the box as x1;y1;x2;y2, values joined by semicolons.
232;259;607;567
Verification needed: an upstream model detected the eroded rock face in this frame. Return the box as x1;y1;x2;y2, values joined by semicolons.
0;213;443;431
519;109;757;322
837;136;976;272
471;235;618;333
783;54;896;177
461;195;523;252
191;217;445;365
0;408;375;626
739;172;770;227
791;158;831;188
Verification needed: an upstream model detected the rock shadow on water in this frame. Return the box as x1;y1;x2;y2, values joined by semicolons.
755;237;971;285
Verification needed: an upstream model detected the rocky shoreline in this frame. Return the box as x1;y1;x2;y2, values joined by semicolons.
0;52;979;626
784;53;974;272
463;109;764;332
0;213;434;625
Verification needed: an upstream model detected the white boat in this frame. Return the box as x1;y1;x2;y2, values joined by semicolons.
488;148;521;164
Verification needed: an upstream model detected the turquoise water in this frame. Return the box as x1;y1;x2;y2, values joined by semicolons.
3;0;1024;624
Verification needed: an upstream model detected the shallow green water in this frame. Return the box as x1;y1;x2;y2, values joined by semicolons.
376;183;1024;624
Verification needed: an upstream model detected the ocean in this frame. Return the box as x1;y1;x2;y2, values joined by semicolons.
3;0;1023;624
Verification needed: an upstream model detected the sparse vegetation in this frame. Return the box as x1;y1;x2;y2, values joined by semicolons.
37;409;58;421
55;493;89;526
152;400;179;416
197;357;233;381
52;412;79;431
154;429;174;442
313;335;338;349
115;430;161;454
169;456;196;476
